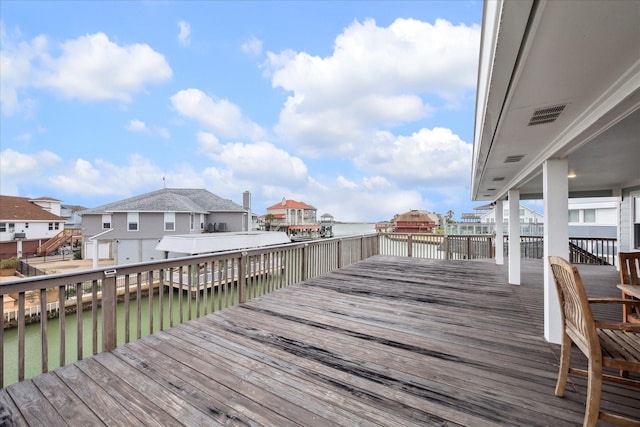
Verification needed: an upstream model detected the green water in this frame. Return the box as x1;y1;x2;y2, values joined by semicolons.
2;287;238;387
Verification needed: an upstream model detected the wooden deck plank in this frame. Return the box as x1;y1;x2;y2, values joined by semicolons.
118;334;317;427
0;388;27;427
213;293;585;426
54;364;147;426
2;255;639;426
30;370;105;425
74;357;181;427
4;379;66;426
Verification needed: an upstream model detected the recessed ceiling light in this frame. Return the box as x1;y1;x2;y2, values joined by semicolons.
568;172;576;179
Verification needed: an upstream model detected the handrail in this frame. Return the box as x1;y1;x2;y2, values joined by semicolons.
0;232;617;387
36;228;81;256
1;234;379;387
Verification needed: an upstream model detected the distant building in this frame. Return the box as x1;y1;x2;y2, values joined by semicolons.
262;198;320;239
0;195;66;258
568;197;618;238
60;204;86;228
447;204;543;235
394;210;440;233
80;188;247;265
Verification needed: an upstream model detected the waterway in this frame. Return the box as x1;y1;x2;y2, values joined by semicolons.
3;223;377;386
2;288;231;386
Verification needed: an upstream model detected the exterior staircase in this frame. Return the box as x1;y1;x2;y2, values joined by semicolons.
37;228;81;256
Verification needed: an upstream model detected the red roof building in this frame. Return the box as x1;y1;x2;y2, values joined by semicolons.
394;210;440;233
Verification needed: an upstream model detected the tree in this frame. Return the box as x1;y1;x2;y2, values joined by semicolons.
264;214;276;231
446;210;455;224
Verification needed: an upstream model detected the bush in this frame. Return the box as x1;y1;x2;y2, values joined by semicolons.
0;257;20;270
73;251;82;260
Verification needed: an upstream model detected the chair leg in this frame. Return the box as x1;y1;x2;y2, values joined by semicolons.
583;358;603;427
555;332;572;397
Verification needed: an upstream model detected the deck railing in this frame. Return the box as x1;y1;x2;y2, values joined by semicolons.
502;236;617;265
378;233;494;260
0;234;379;387
378;233;617;265
0;232;616;387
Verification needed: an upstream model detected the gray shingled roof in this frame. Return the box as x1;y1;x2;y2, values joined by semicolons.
80;189;244;215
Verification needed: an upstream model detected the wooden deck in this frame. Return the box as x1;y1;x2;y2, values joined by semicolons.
2;255;639;426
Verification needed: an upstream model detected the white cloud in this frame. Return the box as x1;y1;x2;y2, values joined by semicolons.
1;31;172;110
266;17;480;156
157;128;170;139
126;119;170;139
355;127;472;188
126;119;147;132
241;36;262;56
49;154;174;196
41;33;172;102
171;88;265;140
0;29;48;115
0;148;61;195
337;175;358;190
178;21;191;47
198;137;308;186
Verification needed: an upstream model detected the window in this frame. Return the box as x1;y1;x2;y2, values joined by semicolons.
569;210;579;223
8;223;15;232
190;213;194;230
25;223;29;228
0;223;5;232
102;214;112;229
54;223;59;230
583;209;596;223
127;212;139;231
49;223;54;230
164;212;175;231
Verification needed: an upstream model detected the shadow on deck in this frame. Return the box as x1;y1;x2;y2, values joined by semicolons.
1;256;638;426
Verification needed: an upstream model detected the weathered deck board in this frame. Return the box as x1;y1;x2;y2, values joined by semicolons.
2;255;639;426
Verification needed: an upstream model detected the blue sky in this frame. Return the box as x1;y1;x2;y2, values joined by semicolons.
1;1;485;222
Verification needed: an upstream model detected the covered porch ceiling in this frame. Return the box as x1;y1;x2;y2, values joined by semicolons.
472;0;640;202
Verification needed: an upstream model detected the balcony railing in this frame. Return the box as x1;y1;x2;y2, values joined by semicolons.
0;232;616;387
0;234;378;387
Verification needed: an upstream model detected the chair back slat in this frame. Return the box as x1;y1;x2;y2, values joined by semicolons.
619;252;640;286
549;256;599;355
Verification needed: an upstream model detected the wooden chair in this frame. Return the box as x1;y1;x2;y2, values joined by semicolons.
619;252;640;323
548;256;640;427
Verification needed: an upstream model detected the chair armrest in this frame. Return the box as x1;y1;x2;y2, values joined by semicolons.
588;298;640;305
595;320;640;331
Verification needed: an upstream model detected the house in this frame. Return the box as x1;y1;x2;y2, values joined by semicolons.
472;0;639;343
394;210;440;233
262;198;320;239
80;188;248;265
0;195;67;259
60;204;86;228
568;197;618;239
448;204;544;235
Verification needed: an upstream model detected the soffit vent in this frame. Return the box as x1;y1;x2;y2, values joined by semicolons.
493;177;505;181
504;155;525;163
528;104;567;126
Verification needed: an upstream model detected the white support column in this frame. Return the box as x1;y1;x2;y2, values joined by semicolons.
508;189;521;284
92;239;99;269
544;159;569;344
495;200;504;265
